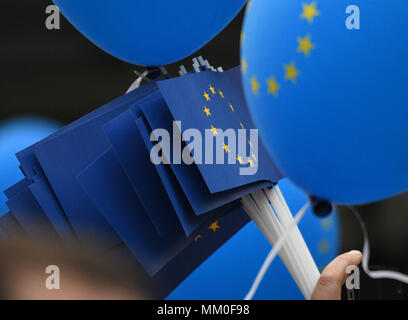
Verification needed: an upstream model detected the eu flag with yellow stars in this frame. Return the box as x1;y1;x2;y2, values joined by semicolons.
1;63;285;299
156;66;283;194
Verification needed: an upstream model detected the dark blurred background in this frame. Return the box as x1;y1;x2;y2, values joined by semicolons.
1;0;408;299
0;0;242;124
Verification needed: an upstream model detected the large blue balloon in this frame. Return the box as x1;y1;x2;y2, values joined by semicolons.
52;0;247;66
241;0;408;205
0;117;61;215
168;179;339;300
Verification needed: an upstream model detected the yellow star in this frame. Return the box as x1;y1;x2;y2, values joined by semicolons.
301;2;320;24
203;106;211;117
321;218;332;230
248;158;254;167
318;239;329;254
297;34;315;57
209;220;220;232
240;122;245;129
203;91;211;101
223;144;230;153
210;125;217;136
194;234;202;242
209;85;216;94
241;58;248;74
250;76;260;95
229;103;235;112
284;61;300;83
266;76;280;97
248;140;252;147
219;90;224;99
237;155;244;164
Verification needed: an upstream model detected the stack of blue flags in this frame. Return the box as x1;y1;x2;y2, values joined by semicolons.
1;61;283;298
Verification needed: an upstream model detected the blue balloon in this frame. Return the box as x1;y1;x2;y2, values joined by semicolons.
52;0;247;66
167;179;339;300
0;117;61;215
241;0;408;204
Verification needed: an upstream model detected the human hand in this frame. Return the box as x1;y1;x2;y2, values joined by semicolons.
311;250;362;300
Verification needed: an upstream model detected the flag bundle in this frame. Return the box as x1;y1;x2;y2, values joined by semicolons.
1;59;319;299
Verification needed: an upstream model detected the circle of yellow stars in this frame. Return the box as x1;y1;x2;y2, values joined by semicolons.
242;1;320;99
201;82;258;168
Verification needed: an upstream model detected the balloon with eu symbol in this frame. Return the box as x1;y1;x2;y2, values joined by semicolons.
52;0;247;66
241;0;408;205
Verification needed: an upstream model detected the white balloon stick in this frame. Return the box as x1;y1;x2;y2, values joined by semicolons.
243;193;307;297
242;186;320;300
244;201;311;300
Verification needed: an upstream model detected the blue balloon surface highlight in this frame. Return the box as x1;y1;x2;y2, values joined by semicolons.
52;0;247;66
0;117;62;215
167;179;339;300
241;0;408;204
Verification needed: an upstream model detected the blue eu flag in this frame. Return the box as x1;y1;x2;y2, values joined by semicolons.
1;63;284;298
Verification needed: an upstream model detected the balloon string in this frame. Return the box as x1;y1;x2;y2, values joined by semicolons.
349;206;408;284
244;202;310;300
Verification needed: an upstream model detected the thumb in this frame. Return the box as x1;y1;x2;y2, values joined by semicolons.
311;250;362;300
